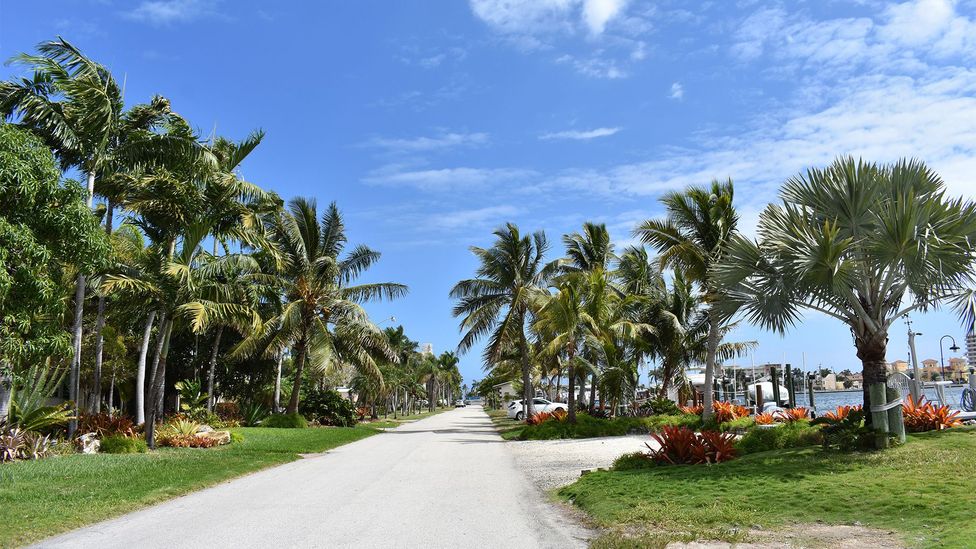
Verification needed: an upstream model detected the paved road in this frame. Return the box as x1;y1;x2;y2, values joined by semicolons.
36;406;589;549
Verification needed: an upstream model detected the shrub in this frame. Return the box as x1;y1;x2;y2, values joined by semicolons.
214;402;241;422
230;432;244;444
264;413;308;429
78;413;135;438
719;416;755;432
736;422;822;454
612;451;656;471
814;407;873;452
299;387;356;427
632;397;681;417
527;409;567;425
754;412;775;425
166;419;201;437
240;402;270;427
643;413;702;432
159;433;220;448
0;422;53;462
10;401;73;434
646;426;738;465
100;435;147;454
713;401;750;423
518;414;645;440
902;395;961;432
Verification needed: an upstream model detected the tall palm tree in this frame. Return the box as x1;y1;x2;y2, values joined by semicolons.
714;158;976;418
235;198;407;414
534;274;588;423
635;180;739;420
451;224;552;420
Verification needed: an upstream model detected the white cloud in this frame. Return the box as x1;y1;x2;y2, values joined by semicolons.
430;205;524;230
539;127;621;140
582;0;629;34
366;132;489;153
669;82;683;100
363;166;537;191
123;0;218;24
556;54;627;78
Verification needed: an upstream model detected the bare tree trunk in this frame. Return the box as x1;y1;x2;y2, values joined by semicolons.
273;351;283;412
702;313;720;421
205;326;224;412
108;365;116;418
588;373;597;414
0;363;12;423
145;313;171;449
286;338;307;414
68;172;96;437
135;310;157;425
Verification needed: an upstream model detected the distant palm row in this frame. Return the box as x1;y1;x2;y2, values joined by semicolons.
0;39;417;445
454;166;976;422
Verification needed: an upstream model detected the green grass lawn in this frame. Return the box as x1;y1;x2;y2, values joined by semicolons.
0;426;378;547
486;408;525;440
559;427;976;548
362;406;452;429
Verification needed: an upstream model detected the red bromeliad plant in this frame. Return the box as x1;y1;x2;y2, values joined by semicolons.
527;409;567;425
823;405;862;422
902;395;961;432
754;412;775;425
646;425;738;465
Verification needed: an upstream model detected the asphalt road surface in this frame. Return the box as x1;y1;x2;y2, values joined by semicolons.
35;406;589;549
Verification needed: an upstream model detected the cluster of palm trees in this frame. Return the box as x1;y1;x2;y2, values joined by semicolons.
452;182;755;423
455;165;976;423
0;38;407;445
351;326;462;419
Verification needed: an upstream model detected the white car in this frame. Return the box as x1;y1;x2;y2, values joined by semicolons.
454;400;466;408
506;398;568;421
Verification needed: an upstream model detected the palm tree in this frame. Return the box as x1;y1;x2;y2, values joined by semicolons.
534;274;588;423
714;157;976;417
235;198;407;414
451;224;552;421
635;180;739;420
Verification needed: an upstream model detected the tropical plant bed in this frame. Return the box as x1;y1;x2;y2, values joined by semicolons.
0;426;379;546
559;427;976;548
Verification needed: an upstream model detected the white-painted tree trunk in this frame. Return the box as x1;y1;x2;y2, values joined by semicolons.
135;310;157;425
273;351;283;412
205;326;224;412
67;171;97;437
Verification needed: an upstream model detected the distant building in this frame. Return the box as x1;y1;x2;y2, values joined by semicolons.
813;373;836;391
921;358;941;380
968;329;976;367
948;357;969;382
888;360;909;374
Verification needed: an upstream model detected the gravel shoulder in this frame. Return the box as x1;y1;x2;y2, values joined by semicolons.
507;434;652;491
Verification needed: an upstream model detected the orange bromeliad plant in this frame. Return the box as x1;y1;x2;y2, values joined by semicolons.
754;412;775;425
679;405;703;416
713;401;750;423
775;407;809;422
902;395;961;432
823;404;862;421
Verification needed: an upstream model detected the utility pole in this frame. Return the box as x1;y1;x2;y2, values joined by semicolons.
907;318;922;401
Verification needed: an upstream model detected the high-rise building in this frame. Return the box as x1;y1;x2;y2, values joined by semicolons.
968;330;976;366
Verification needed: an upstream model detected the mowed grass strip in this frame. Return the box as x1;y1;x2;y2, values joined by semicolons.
0;426;378;547
559;427;976;548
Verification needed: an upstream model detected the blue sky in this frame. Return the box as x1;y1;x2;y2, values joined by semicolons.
4;0;976;386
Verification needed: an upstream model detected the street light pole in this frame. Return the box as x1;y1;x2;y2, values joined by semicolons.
939;335;961;381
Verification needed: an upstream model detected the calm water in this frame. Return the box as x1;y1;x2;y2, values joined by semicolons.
788;386;967;411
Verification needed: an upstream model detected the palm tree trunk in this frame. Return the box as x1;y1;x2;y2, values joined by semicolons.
135;310;157;425
90;201;115;415
567;349;577;424
588;373;597;414
146;314;173;449
518;330;534;420
205;326;224;412
107;365;116;418
0;361;12;423
273;351;283;413
67;171;97;437
702;313;720;421
286;338;307;414
857;333;888;427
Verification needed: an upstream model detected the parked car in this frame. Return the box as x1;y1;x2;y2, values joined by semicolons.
506;398;567;421
454;400;466;408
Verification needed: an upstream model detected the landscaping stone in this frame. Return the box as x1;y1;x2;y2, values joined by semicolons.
198;430;231;445
77;433;100;454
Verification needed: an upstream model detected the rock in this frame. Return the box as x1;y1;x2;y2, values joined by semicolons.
77;433;100;454
197;430;231;445
196;424;214;434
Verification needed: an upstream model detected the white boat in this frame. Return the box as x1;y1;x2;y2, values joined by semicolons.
746;381;790;405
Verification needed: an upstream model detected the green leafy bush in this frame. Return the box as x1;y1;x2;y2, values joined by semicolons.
100;435;147;454
813;407;875;451
519;414;647;440
230;432;244;444
299;387;356;427
613;451;657;470
264;413;308;429
719;416;755;432
736;421;822;454
642;414;703;432
240;402;269;427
